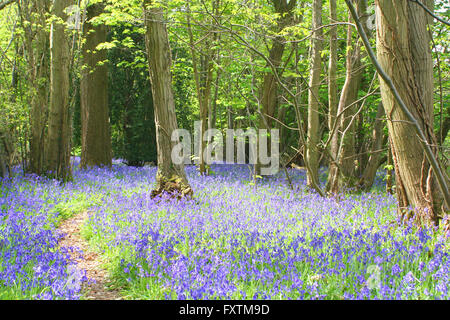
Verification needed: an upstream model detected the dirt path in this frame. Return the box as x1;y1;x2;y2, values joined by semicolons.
58;211;123;300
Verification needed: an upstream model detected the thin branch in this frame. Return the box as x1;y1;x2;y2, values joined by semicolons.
264;113;300;132
409;0;450;27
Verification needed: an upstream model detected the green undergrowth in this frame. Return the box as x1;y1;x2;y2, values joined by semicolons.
50;193;105;227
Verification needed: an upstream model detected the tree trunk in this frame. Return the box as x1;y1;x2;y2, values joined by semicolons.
437;115;449;146
358;102;386;190
186;1;216;175
326;0;338;192
386;138;394;195
46;0;72;181
0;133;9;178
258;41;284;132
20;0;51;175
227;106;234;130
209;52;221;131
80;2;112;168
328;0;368;194
376;0;446;225
255;0;296;175
144;0;192;198
306;0;323;189
198;54;213;175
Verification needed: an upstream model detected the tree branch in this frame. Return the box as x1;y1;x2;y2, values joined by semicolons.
0;0;15;11
409;0;450;27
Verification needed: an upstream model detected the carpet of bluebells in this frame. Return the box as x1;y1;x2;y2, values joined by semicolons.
0;160;449;300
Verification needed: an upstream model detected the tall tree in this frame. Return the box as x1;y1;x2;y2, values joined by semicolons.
327;0;338;192
18;0;51;174
375;0;447;225
327;0;368;194
144;0;192;198
185;0;217;175
306;0;323;189
80;1;112;168
46;0;72;181
256;0;296;175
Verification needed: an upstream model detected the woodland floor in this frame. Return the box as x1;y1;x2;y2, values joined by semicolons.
58;211;122;300
1;163;449;300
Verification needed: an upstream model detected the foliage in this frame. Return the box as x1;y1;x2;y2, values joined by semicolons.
108;25;157;166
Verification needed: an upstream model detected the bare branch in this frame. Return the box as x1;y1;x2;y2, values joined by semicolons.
409;0;450;26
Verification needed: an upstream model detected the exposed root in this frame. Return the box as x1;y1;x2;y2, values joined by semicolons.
151;175;193;200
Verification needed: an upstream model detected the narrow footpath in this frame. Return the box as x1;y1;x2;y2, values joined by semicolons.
58;211;123;300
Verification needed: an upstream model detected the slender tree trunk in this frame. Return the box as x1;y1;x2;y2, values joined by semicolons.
46;0;72;181
358;102;386;190
327;0;338;191
80;2;112;168
355;111;367;177
328;0;368;194
437;116;449;146
209;67;220;131
306;0;323;189
227;106;234;130
255;0;296;175
186;1;216;175
376;0;446;225
386;138;394;195
209;43;221;132
144;0;192;198
199;54;213;175
208;3;221;133
277;103;287;148
0;132;8;178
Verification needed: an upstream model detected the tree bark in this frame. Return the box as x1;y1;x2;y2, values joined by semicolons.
19;0;51;175
0;132;9;178
306;0;323;189
46;0;72;181
376;0;446;225
144;0;192;198
80;2;112;168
